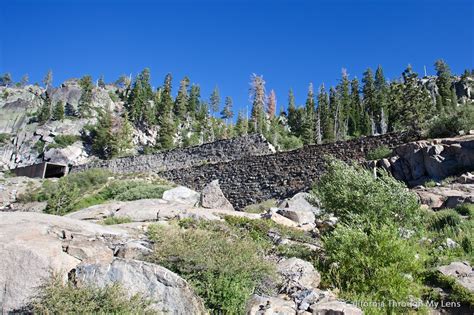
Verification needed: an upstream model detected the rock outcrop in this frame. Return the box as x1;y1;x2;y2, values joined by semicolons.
276;192;320;227
0;212;205;313
74;258;206;314
372;135;474;187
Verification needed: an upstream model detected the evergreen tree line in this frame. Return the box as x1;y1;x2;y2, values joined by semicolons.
9;59;474;158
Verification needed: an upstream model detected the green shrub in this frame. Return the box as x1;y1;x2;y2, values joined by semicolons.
32;275;153;314
43;179;81;215
454;204;474;218
322;223;425;314
278;135;303;151
312;158;420;227
148;222;274;314
366;145;392;160
46;134;80;150
102;216;132;225
424;179;437;188
100;180;171;201
0;133;11;145
427;105;474;138
34;140;45;153
427;209;462;231
65;168;111;194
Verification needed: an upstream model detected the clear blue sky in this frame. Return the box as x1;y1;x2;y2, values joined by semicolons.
1;0;473;113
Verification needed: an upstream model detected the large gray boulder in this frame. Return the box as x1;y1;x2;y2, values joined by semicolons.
200;180;234;211
44;141;89;166
0;212;129;312
162;186;200;206
75;258;206;314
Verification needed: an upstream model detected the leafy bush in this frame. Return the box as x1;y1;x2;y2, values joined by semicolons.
366;145;392;160
34;140;45;153
43;179;81;215
424;179;437;188
427;209;462;231
102;216;132;225
278;135;303;151
32;275;152;314
322;223;425;314
148;222;274;314
427;104;474;138
312;158;420;227
454;204;474;218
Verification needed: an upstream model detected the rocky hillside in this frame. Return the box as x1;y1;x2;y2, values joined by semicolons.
1;136;473;314
1;67;473;171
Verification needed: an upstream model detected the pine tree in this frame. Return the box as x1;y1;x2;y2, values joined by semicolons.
0;73;12;87
90;109;115;159
395;65;433;131
98;75;106;88
188;84;201;116
78;75;94;118
52;101;65;121
115;112;134;155
435;59;453;108
20;74;29;86
128;68;153;125
210;86;221;115
38;92;52;124
287;89;298;135
157;74;176;150
318;84;333;142
337;69;351;139
362;68;376;135
221;96;234;124
267;90;277;118
43;70;53;89
315;103;322;144
235;110;248;136
329;86;339;140
349;77;361;136
302;83;315;145
249;74;266;134
450;87;458;109
374;65;388;134
174;76;190;120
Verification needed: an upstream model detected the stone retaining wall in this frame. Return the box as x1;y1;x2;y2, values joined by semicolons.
157;132;420;209
71;134;275;174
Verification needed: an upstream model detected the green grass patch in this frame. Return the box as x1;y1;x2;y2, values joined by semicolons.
46;134;81;150
243;199;277;214
102;216;132;225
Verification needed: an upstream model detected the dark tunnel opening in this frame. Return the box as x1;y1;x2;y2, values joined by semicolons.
44;163;68;178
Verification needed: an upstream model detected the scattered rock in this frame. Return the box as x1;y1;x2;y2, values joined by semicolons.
310;301;363;315
277;257;321;294
115;240;153;260
414;184;474;209
445;238;458;249
246;295;297;314
200;179;234;211
74;258;206;314
276;193;320;227
438;261;474;292
162;186;200;206
457;172;474;184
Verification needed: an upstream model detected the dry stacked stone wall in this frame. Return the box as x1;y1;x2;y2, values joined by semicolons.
71;134;275;174
157;132;420;209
